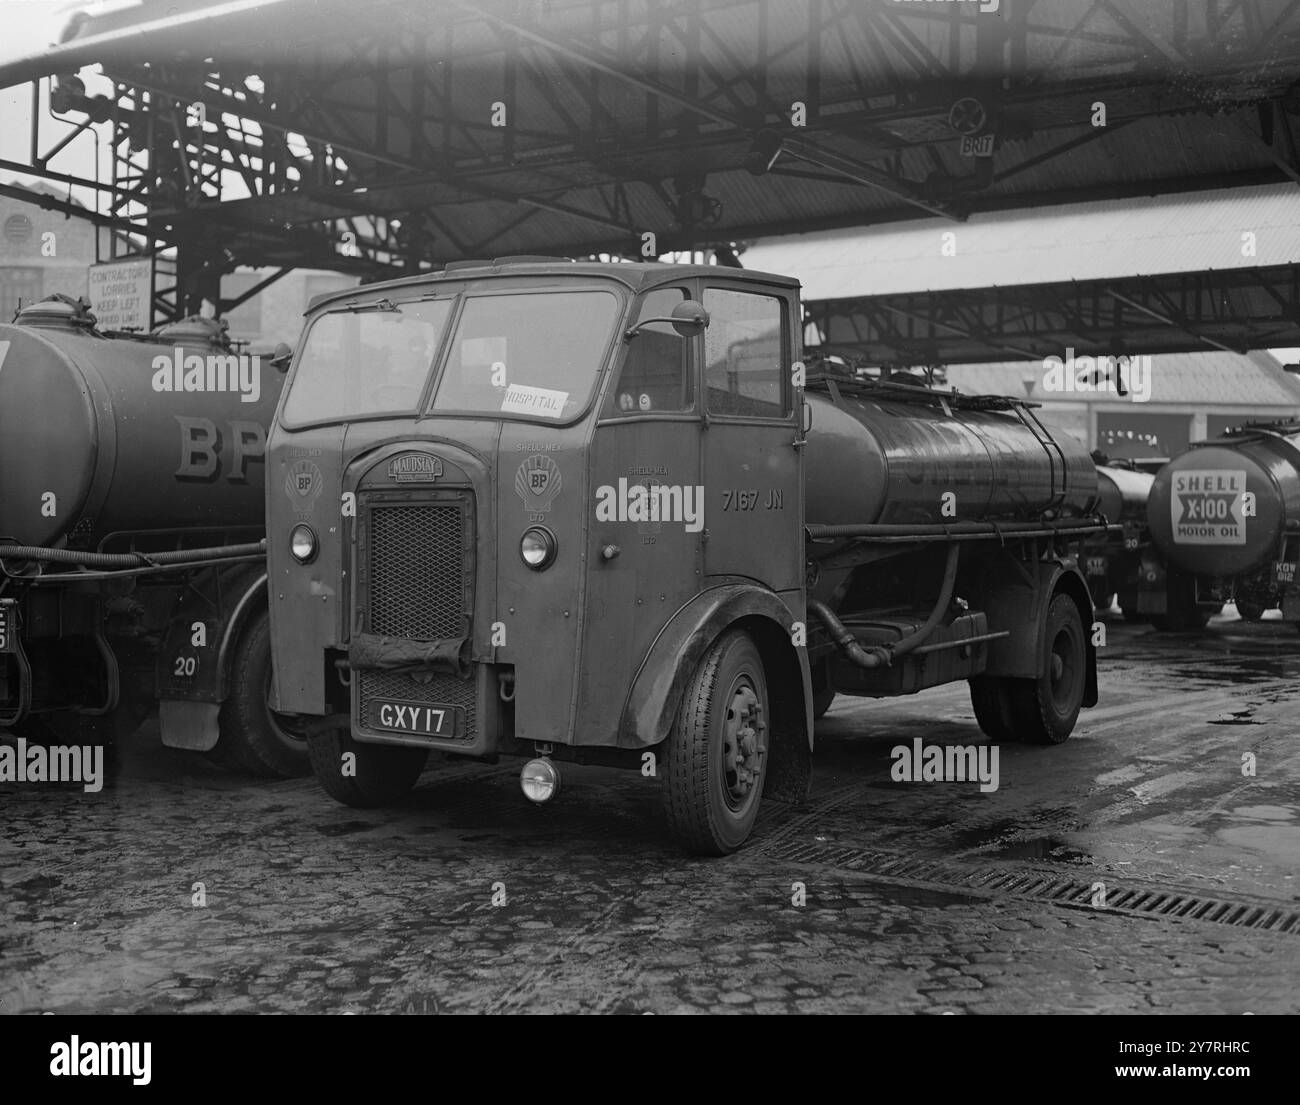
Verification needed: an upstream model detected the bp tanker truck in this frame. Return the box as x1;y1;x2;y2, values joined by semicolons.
264;259;1108;854
0;295;307;776
1146;418;1300;629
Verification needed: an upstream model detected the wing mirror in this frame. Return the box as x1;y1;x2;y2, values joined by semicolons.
625;300;709;341
269;342;293;372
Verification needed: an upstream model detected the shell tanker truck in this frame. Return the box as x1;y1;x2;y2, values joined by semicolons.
265;259;1108;854
1146;419;1300;629
0;296;306;776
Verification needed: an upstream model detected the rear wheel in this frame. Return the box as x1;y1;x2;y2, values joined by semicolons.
210;610;310;778
662;629;769;855
1005;593;1087;746
1151;574;1211;632
307;725;428;808
1236;600;1265;622
969;675;1016;741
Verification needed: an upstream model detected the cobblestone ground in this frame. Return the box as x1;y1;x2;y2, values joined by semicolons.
3;613;1299;1014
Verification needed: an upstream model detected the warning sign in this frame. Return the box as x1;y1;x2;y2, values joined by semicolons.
1171;469;1246;545
87;257;153;332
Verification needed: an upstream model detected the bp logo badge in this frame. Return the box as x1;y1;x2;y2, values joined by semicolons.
285;459;324;517
516;454;562;519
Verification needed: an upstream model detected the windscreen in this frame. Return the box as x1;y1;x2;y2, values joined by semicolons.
282;287;621;425
281;298;453;424
428;289;620;419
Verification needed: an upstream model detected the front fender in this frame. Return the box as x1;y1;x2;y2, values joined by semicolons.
618;581;812;751
156;563;268;749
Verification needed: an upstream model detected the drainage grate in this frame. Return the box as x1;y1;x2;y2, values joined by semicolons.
759;839;1300;936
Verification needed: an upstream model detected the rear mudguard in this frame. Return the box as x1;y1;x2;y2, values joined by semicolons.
980;558;1098;708
618;581;813;752
155;563;269;750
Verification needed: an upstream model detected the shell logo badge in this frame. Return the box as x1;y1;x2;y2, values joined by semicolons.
516;454;562;519
285;459;324;518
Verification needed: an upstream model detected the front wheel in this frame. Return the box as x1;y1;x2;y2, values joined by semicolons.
1005;593;1087;746
306;725;428;808
1236;600;1265;622
210;610;310;778
662;630;769;855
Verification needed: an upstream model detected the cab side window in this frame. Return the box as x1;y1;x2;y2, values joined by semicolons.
704;288;788;418
605;288;693;416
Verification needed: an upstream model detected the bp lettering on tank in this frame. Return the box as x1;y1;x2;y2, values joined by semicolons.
1171;469;1247;545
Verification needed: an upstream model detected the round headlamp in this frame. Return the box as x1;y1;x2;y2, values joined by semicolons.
290;523;318;564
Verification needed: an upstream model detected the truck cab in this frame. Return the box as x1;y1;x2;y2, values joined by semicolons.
267;259;812;853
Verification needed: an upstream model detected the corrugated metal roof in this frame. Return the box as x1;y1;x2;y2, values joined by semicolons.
946;349;1300;407
742;183;1300;300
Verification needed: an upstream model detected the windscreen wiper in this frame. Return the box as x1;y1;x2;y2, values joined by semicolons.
339;297;400;313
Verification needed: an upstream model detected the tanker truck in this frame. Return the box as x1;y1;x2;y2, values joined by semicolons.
264;259;1108;854
0;295;307;776
1146;418;1300;629
1080;459;1155;618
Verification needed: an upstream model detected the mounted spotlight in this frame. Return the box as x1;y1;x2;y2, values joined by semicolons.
743;130;784;175
50;74;85;114
947;96;989;136
673;175;722;229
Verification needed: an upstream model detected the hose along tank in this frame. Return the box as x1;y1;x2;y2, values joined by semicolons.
1147;419;1300;626
0;296;305;775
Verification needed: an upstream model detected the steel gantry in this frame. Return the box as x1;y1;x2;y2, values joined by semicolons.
2;0;1300;321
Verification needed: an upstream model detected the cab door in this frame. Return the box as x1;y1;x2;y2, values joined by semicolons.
699;281;802;591
580;283;704;743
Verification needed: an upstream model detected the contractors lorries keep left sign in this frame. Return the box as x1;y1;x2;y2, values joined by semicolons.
1171;469;1247;545
87;257;153;332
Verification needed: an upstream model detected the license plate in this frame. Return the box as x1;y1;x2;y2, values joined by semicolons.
366;699;463;738
0;601;14;653
1085;557;1108;576
1276;561;1296;584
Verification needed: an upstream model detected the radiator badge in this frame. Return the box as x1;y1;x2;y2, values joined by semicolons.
285;459;324;517
387;452;443;482
516;454;562;519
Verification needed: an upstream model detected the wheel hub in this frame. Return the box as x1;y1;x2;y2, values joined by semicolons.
722;683;766;806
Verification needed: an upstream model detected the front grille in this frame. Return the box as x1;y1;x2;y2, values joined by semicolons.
366;500;471;639
357;669;477;743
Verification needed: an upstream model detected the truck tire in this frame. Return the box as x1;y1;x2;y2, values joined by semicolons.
212;610;310;778
1151;574;1211;632
1005;593;1086;746
1236;600;1265;622
662;629;769;855
306;725;428;807
969;675;1015;741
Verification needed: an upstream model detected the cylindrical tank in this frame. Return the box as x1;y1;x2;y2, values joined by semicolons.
803;389;1098;527
1096;464;1153;524
1148;423;1300;577
0;297;284;549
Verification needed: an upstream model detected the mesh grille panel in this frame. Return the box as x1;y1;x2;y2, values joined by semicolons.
358;669;477;743
367;503;468;639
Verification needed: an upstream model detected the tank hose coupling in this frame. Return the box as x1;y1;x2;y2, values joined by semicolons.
807;599;893;670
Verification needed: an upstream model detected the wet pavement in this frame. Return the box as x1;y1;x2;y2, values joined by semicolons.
3;609;1299;1014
